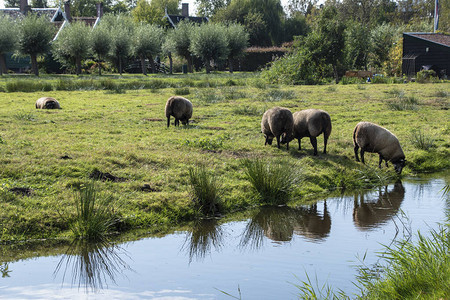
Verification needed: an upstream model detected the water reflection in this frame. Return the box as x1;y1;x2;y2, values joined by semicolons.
353;181;405;230
239;204;331;249
182;219;224;263
54;239;132;292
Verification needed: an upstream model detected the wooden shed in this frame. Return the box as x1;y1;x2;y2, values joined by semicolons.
402;32;450;78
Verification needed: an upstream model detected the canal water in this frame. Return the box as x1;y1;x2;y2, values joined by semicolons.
1;178;448;299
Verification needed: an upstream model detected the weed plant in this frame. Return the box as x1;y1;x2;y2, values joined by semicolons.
184;134;229;150
387;94;419;111
410;129;435;150
261;89;296;102
232;105;262;116
174;87;190;95
242;158;300;206
188;165;221;215
14;111;36;121
71;181;117;241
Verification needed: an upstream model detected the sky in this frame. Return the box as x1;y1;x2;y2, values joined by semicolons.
0;0;291;13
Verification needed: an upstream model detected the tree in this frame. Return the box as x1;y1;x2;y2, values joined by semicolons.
190;23;229;73
195;0;229;18
71;0;114;17
52;22;91;75
162;29;176;74
287;0;318;16
168;20;195;72
0;16;19;75
90;24;112;75
369;23;395;69
224;23;248;73
344;21;370;70
132;0;179;25
282;11;309;43
133;23;164;75
31;0;48;7
18;14;55;76
4;0;19;8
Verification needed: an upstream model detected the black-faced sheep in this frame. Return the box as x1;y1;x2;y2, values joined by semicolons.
261;107;294;150
292;109;332;155
353;121;406;174
35;97;61;109
165;96;193;127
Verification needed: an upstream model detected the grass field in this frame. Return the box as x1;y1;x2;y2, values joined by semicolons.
0;73;449;241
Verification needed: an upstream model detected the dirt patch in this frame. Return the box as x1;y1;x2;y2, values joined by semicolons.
9;187;33;196
89;169;126;182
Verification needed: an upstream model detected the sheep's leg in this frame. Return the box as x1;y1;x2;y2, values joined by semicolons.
298;138;302;151
378;155;383;168
323;134;328;154
167;117;171;127
276;136;281;149
360;149;365;164
175;119;179;126
310;136;318;156
286;141;289;150
354;144;360;162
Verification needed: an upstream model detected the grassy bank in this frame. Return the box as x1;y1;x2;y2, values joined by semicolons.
0;73;449;241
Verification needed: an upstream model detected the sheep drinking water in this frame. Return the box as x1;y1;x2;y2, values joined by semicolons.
353;121;406;174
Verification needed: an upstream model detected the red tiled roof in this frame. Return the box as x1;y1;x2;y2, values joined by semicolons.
408;33;450;47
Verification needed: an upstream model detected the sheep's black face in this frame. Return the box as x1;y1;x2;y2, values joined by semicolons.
394;159;406;174
280;133;294;144
44;101;56;109
265;136;273;145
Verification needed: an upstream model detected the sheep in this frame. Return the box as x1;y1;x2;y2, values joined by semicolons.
292;109;332;155
353;121;406;174
165;96;193;127
35;97;61;109
261;107;294;150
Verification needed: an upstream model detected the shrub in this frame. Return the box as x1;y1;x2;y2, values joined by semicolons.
188;165;221;215
71;181;117;241
242;158;299;205
410;129;435;150
416;70;438;83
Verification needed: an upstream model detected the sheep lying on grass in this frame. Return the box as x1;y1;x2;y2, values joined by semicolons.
261;107;294;150
353;121;406;174
35;97;61;109
165;96;193;127
293;109;332;155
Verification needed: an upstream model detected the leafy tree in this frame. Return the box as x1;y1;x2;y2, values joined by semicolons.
287;0;318;16
90;24;112;75
162;29;176;74
71;0;114;17
31;0;48;7
369;23;395;69
52;22;91;75
344;21;370;70
190;23;228;73
18;14;55;76
168;20;195;72
110;25;134;75
282;11;309;43
132;0;179;25
4;0;19;8
224;23;248;73
0;16;19;75
133;23;164;75
214;0;284;46
195;0;229;18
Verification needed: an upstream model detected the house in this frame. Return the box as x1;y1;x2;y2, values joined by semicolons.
402;32;450;78
163;3;208;28
0;0;103;73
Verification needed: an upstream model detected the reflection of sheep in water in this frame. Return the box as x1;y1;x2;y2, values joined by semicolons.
35;97;61;109
292;109;332;155
165;96;193;127
353;121;406;174
261;107;294;150
353;181;405;230
293;202;331;241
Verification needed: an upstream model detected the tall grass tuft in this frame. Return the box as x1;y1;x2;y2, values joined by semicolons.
357;226;450;299
242;158;299;205
261;89;296;102
14;111;36;121
387;95;419;111
71;181;117;241
410;129;435;150
5;80;52;92
188;165;221;215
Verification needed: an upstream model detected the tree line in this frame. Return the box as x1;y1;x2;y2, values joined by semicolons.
0;14;248;76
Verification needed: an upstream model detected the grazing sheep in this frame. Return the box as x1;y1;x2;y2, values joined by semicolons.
261;107;294;150
35;97;61;109
165;96;193;127
353;121;406;174
292;109;332;155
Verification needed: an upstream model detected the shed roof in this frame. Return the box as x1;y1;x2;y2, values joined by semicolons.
405;32;450;48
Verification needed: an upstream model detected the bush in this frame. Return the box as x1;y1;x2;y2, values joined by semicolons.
188;165;221;215
416;70;438;83
242;158;299;205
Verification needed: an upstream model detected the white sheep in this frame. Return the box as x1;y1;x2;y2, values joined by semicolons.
165;96;193;127
261;107;294;150
293;109;332;155
353;121;406;174
35;97;61;109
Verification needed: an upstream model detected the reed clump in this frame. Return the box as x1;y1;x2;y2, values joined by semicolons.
188;165;221;216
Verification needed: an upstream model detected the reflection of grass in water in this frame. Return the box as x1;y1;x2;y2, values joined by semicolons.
182;219;224;263
54;239;131;292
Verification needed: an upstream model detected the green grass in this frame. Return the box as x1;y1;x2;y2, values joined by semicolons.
0;74;448;241
188;165;222;215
